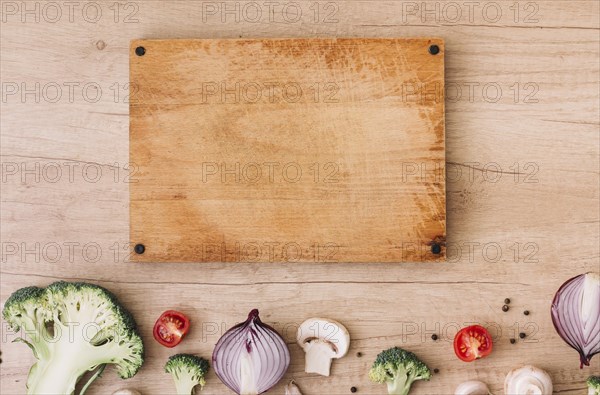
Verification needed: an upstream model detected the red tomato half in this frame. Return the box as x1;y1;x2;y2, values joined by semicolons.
453;325;493;362
153;310;190;348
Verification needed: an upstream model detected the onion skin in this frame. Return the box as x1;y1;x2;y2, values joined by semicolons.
212;309;290;395
551;272;600;368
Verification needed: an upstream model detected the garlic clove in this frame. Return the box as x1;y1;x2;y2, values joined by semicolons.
285;380;302;395
112;390;141;395
454;380;490;395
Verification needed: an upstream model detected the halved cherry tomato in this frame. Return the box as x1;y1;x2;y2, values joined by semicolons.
153;310;190;348
453;325;493;362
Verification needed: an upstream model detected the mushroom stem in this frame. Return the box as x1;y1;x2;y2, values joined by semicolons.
297;318;350;377
304;341;335;376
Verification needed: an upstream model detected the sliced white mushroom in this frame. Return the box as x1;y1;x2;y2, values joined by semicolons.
285;380;302;395
504;365;553;394
454;380;490;395
296;318;350;376
112;389;141;395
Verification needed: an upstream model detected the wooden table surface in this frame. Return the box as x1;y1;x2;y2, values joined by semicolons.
1;1;598;394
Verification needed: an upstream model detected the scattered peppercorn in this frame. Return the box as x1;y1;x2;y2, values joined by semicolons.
356;352;362;357
433;368;439;374
519;332;526;339
504;298;511;304
524;310;530;316
431;334;438;341
510;338;516;344
502;304;509;312
351;387;357;393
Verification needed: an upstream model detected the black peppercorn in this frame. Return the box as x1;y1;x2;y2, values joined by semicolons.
519;332;526;339
433;368;439;374
510;338;516;344
351;387;357;393
431;334;438;341
356;352;362;357
504;298;511;304
502;304;509;312
524;310;530;315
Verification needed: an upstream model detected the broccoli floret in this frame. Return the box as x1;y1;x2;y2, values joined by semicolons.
588;376;600;395
2;281;144;394
369;347;431;395
165;353;210;394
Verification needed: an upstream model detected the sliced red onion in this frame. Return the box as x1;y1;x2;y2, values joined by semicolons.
212;309;290;394
551;272;600;368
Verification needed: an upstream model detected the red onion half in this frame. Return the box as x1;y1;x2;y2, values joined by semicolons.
551;272;600;368
212;309;290;394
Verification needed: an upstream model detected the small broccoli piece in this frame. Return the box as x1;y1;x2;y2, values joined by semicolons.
588;376;600;395
369;347;431;395
165;354;210;394
2;281;144;394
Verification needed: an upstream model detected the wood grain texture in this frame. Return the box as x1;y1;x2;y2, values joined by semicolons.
1;1;599;394
130;38;445;263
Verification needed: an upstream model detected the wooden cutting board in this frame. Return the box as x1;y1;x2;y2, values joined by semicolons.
130;38;445;263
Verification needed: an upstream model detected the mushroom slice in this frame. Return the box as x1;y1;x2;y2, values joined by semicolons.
296;318;350;376
504;365;553;395
454;380;490;395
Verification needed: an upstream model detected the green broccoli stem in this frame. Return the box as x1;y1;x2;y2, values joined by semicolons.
80;364;107;395
173;376;197;395
27;356;84;395
26;320;130;395
386;374;415;395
